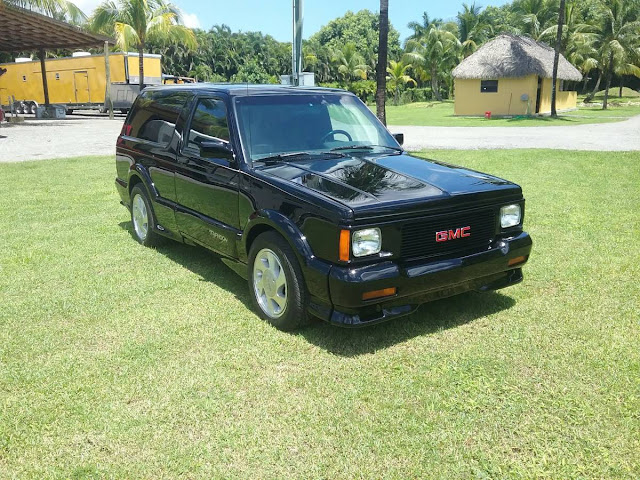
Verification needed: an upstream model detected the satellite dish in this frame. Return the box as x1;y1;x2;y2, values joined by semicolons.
521;93;529;101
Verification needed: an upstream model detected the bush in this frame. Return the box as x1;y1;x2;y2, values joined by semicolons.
348;80;376;103
231;61;273;84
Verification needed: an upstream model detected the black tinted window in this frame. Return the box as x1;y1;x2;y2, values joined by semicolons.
480;80;498;93
128;90;190;145
186;98;229;152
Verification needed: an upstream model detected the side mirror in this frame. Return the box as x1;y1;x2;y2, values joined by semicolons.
393;133;404;146
200;140;233;160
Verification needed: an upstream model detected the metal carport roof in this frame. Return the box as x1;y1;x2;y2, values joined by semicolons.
0;3;112;52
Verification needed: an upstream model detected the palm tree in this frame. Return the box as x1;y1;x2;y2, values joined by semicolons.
512;0;554;40
550;0;566;118
457;2;492;57
589;0;640;109
538;1;595;93
386;60;416;105
332;43;368;83
407;12;439;42
4;0;86;23
404;22;460;101
539;1;593;53
570;41;599;94
91;0;197;91
376;0;389;125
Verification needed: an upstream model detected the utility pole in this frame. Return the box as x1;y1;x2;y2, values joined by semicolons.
376;0;389;125
292;0;303;86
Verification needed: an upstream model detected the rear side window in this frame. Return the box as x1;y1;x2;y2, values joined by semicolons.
127;90;190;145
185;98;230;152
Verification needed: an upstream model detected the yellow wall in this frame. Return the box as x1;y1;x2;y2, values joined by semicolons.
537;78;577;113
454;75;577;116
0;53;161;106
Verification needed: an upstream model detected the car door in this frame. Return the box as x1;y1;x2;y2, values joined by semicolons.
174;95;240;257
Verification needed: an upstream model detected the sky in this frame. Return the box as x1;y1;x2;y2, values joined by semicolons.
73;0;512;42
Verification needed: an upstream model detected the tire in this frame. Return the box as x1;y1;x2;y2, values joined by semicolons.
248;231;310;331
66;109;74;115
130;184;162;247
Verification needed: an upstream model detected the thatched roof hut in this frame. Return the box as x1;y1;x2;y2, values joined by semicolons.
452;34;582;82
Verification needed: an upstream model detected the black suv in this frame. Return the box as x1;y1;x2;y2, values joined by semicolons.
115;85;532;330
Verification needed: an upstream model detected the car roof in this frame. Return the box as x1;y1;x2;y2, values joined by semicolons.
143;83;350;97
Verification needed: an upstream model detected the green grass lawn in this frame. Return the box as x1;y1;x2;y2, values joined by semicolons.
580;86;640;103
1;152;639;478
382;99;640;127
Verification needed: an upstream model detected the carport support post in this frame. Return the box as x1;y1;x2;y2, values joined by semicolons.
39;49;50;107
104;41;113;120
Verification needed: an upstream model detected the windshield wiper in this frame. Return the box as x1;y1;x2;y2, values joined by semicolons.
256;151;345;164
331;144;403;153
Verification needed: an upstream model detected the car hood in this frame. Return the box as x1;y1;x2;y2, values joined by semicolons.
257;152;522;217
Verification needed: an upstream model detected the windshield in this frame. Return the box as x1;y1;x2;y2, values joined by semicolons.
234;93;399;162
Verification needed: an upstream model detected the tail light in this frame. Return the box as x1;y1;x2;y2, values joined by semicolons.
117;124;132;145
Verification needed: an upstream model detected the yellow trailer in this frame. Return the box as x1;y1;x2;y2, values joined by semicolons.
0;51;162;114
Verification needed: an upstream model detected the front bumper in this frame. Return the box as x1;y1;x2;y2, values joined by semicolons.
326;231;532;327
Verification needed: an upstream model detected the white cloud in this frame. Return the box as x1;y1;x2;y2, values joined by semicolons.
181;12;201;29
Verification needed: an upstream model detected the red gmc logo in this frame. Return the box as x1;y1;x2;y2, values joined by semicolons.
436;226;471;242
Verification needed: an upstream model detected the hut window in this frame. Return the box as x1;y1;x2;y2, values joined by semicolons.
480;80;498;93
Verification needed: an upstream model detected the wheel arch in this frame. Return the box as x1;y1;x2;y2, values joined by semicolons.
243;211;314;265
127;165;157;199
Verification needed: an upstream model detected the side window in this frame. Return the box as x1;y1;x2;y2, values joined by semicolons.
185;98;230;154
480;80;498;93
127;90;189;145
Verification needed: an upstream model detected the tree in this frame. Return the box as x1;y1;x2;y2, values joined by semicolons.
407;12;437;42
457;2;492;57
551;0;566;118
590;0;640;109
3;0;86;24
306;8;401;82
91;0;196;91
404;21;460;101
376;0;389;125
332;43;368;83
512;0;555;40
231;60;273;84
386;60;416;105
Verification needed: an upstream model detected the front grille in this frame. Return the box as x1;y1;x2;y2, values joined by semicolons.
401;208;497;260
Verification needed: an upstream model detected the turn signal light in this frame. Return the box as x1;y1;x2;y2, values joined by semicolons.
508;255;527;266
362;287;397;301
339;229;350;262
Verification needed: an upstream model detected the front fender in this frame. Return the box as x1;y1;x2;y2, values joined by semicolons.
243;210;333;318
242;210;315;263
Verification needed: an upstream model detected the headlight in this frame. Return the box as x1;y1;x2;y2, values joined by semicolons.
352;228;381;257
500;204;522;228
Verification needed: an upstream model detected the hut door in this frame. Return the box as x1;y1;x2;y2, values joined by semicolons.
535;77;542;113
74;71;90;104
